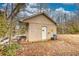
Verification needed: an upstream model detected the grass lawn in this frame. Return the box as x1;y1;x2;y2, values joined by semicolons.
16;34;79;56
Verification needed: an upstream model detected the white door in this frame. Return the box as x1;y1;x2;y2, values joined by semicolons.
42;27;47;40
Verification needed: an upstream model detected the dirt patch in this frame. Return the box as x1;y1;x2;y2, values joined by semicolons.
16;34;79;56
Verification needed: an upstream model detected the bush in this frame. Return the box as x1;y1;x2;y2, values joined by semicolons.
2;43;21;56
0;45;4;55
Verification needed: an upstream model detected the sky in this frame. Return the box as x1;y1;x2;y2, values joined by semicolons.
0;3;78;12
48;3;78;11
0;3;4;9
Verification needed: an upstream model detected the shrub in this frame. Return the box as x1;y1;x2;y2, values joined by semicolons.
0;45;4;55
2;43;21;56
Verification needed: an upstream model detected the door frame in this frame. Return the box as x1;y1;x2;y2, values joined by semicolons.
41;26;47;40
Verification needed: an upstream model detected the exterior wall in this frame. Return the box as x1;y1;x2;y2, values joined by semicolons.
25;14;57;42
28;23;41;41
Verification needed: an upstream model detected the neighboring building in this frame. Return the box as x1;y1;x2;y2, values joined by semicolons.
21;12;57;42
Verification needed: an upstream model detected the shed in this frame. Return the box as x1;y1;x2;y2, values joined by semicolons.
21;12;57;42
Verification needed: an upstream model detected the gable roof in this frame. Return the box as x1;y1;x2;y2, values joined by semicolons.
22;12;57;26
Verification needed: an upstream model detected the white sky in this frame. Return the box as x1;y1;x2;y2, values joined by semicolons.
0;0;79;3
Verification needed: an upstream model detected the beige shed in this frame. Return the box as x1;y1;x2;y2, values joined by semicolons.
21;12;57;42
